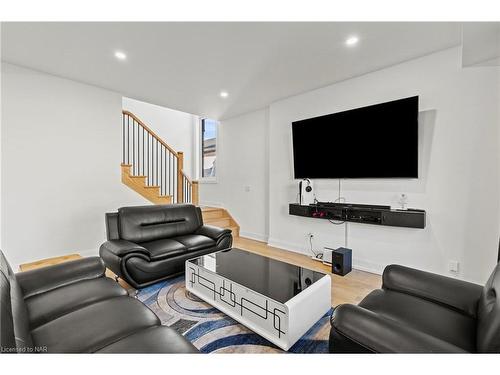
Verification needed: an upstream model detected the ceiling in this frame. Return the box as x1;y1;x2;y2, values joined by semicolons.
1;22;462;119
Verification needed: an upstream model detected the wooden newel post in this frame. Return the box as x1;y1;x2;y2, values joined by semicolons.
192;181;199;206
177;151;184;203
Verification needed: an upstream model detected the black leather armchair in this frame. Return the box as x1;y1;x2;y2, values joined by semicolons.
330;262;500;353
0;250;197;353
100;204;233;288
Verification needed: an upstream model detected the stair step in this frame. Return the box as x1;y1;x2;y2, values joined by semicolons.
202;209;225;220
144;186;161;190
201;206;222;212
206;218;231;227
228;226;239;237
129;175;148;179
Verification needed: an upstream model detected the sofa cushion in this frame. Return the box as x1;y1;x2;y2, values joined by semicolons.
31;296;159;353
359;289;476;352
25;277;128;329
477;262;500;353
118;204;202;243
97;326;198;353
140;238;187;260
1;251;33;352
175;234;216;251
125;246;218;287
1;271;16;351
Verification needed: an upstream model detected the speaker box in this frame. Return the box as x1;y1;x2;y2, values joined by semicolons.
332;247;352;276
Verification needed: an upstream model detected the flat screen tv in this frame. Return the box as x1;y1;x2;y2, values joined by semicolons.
292;96;418;179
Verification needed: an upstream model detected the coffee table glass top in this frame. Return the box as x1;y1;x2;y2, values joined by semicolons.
187;248;326;303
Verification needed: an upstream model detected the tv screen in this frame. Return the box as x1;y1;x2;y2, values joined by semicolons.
292;96;418;179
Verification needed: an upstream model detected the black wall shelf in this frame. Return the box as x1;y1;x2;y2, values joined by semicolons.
289;202;426;229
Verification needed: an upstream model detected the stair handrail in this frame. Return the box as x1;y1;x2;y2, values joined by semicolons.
121;110;198;205
122;110;179;157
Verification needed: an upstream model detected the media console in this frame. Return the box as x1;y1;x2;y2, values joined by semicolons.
289;202;426;229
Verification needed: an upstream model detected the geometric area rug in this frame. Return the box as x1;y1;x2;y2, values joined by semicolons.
137;275;333;353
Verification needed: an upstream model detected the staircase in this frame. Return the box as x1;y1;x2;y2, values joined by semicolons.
120;110;239;236
121;110;198;205
201;207;240;237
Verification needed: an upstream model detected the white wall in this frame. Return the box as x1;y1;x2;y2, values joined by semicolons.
203;47;500;284
1;63;148;268
268;47;499;284
200;109;269;241
122;97;198;178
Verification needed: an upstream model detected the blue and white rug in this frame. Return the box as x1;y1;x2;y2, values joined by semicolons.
137;275;332;353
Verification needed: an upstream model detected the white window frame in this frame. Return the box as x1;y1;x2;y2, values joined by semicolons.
199;118;218;183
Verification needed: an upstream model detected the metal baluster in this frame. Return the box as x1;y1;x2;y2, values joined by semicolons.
132;120;135;174
161;145;163;195
155;139;157;186
122;114;125;164
142;127;145;176
127;116;130;164
169;152;172;196
153;139;156;186
147;132;150;185
164;147;167;196
174;157;177;203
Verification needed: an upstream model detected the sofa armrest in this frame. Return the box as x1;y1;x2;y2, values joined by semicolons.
99;240;151;258
16;257;106;298
382;264;483;318
331;304;467;353
195;225;232;241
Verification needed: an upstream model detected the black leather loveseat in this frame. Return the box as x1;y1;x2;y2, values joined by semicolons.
0;250;197;353
99;204;233;289
330;261;500;353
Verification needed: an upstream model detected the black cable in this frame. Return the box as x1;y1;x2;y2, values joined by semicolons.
328;219;345;225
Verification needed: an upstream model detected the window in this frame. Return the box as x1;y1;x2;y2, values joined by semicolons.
201;118;217;179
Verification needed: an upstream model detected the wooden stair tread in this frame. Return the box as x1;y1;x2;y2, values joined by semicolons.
205;218;231;227
204;214;230;220
201;207;222;212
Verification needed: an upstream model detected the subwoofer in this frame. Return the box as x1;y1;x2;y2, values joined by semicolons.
332;247;352;276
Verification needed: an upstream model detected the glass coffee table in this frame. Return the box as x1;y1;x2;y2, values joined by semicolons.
185;248;331;350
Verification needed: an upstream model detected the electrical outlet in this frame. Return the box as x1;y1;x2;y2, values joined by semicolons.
244;185;251;192
449;260;459;273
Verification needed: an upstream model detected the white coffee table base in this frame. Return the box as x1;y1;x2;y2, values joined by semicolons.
185;261;331;351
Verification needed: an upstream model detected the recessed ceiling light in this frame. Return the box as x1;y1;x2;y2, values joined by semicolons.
114;51;127;61
220;91;229;98
345;36;359;46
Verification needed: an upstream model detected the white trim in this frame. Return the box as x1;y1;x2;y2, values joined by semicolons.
79;248;99;258
199;118;219;181
198;178;218;184
267;237;383;275
267;237;307;254
199;200;224;208
239;231;269;243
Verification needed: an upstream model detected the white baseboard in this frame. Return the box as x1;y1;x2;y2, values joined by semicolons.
267;237;383;275
79;248;99;258
239;231;269;243
199;200;224;208
267;238;307;254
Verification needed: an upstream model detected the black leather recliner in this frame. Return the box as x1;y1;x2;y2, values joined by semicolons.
0;250;197;353
330;262;500;353
100;204;232;289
